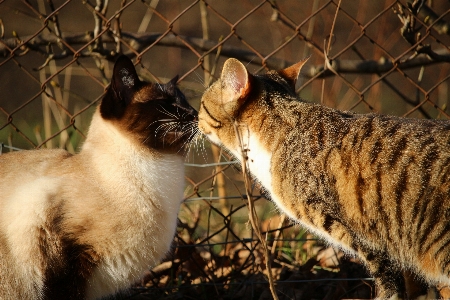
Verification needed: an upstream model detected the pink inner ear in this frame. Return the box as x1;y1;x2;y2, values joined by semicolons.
221;58;250;100
235;70;250;99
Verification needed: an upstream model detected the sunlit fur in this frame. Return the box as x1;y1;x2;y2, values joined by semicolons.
0;55;196;299
197;57;450;299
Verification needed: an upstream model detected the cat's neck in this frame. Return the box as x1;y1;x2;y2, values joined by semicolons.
80;109;184;208
246;100;349;150
234;101;349;215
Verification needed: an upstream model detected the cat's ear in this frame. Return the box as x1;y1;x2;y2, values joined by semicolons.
111;55;140;104
277;56;310;90
101;55;140;119
166;75;179;97
220;58;251;104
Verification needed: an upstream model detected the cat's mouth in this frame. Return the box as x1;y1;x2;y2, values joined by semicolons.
197;118;224;147
145;114;198;152
197;118;209;134
173;103;198;119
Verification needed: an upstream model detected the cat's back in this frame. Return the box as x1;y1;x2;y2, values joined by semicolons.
345;111;450;142
0;148;77;229
0;149;74;196
0;148;73;175
288;104;450;166
337;112;450;201
336;112;450;174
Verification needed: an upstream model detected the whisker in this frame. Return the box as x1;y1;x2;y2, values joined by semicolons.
158;123;178;137
185;128;208;163
169;126;192;145
154;122;176;134
146;118;177;129
193;71;207;88
158;123;178;148
156;83;164;93
181;128;200;157
169;122;199;154
157;106;180;119
175;127;194;144
198;134;208;163
143;109;198;152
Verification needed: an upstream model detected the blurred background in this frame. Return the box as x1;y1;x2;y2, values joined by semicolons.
1;1;450;299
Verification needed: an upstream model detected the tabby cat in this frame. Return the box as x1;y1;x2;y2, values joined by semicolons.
197;57;450;298
0;55;196;299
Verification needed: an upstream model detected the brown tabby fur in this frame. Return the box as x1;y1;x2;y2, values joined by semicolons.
0;55;196;299
197;57;450;299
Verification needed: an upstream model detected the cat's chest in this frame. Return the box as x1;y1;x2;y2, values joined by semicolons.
243;133;272;189
232;130;302;221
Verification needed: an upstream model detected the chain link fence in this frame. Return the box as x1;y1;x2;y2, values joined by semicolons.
1;0;450;299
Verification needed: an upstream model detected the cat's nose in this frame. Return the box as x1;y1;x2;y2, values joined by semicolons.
188;108;198;122
177;104;197;118
188;107;198;117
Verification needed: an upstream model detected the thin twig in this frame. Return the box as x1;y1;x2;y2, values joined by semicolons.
46;0;65;52
322;0;342;105
232;120;279;300
93;0;104;51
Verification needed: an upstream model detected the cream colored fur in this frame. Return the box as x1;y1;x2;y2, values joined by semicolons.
0;108;185;299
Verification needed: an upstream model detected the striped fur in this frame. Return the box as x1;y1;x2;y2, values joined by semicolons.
0;55;197;299
198;57;450;298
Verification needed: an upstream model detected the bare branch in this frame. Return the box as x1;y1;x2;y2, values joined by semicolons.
393;2;450;67
1;31;449;78
307;48;450;77
408;0;450;35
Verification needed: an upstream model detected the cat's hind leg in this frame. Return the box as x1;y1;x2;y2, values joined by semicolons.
363;251;437;300
359;248;406;299
403;270;438;300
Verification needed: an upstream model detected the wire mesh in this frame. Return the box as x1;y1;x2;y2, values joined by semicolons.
1;0;450;299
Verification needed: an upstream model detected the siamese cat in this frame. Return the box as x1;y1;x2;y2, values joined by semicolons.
197;57;450;299
0;55;197;299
